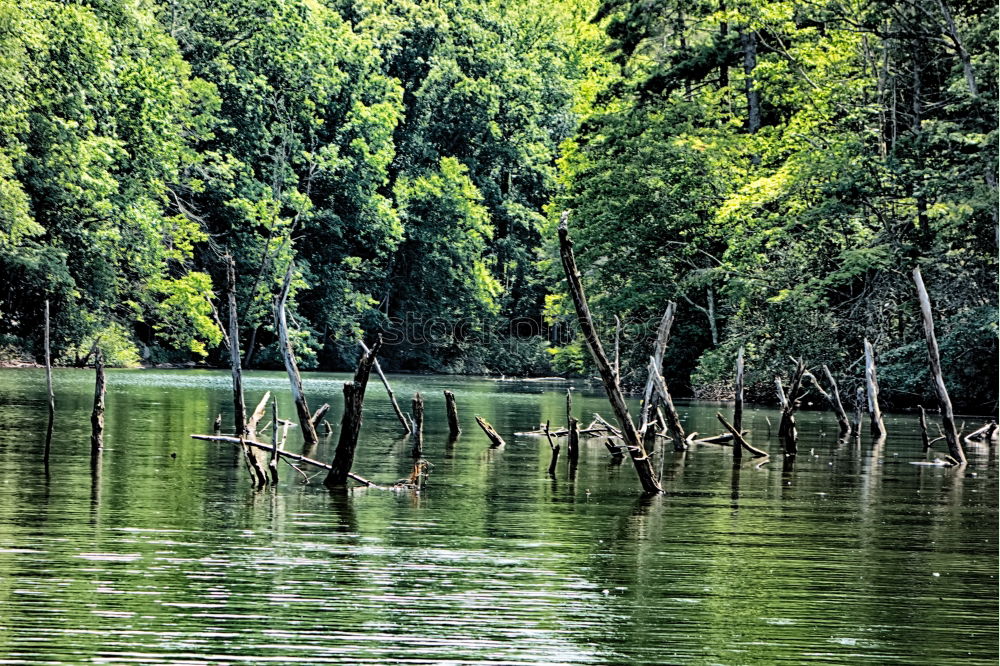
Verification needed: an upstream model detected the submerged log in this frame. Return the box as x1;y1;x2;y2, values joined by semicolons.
360;339;411;435
192;434;377;487
90;351;106;454
863;339;886;442
226;255;248;438
325;340;382;488
411;392;424;458
965;421;997;443
475;416;506;448
734;346;744;432
276;262;320;449
558;213;661;493
444;390;461;437
716;412;768;459
912;267;965;463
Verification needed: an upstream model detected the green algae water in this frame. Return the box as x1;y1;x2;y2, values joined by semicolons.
0;368;995;664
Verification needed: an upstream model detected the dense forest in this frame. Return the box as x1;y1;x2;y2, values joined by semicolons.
0;0;995;410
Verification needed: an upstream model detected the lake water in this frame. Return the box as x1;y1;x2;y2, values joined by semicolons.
0;368;995;664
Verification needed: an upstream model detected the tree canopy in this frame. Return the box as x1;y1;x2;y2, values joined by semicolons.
0;0;994;410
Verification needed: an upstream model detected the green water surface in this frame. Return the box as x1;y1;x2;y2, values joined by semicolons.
0;368;995;664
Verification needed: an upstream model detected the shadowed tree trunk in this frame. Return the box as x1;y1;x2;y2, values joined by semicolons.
325;340;382;488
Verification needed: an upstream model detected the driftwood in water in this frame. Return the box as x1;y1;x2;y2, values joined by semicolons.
591;413;622;439
734;346;744;432
965;421;997;443
692;432;736;446
325;340;381;488
912;267;965;464
226;255;248;437
821;365;852;438
648;357;687;452
90;351;106;454
475;416;506;448
444;390;461;437
360;339;411;435
863;339;886;442
776;358;805;453
411;392;424;458
559;213;661;493
716;412;768;459
276;262;320;449
192;434;377;487
544;421;560;477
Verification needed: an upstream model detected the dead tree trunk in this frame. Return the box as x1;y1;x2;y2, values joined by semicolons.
641;303;677;433
912;267;965;463
475;416;506;447
544;421;560;477
734;346;744;432
275;262;319;449
852;386;864;441
777;359;805;453
648;357;687;452
269;397;279;484
444;390;461;437
226;255;248;438
821;365;852;438
90;351;106;455
324;340;382;488
44;300;55;420
919;406;931;451
310;403;330;429
863;339;886;441
411;392;424;458
567;417;580;468
360;340;410;435
558;213;662;493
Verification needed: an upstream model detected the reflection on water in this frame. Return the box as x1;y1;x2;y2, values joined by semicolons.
0;368;996;664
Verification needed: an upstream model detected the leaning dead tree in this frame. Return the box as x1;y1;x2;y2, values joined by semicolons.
912;267;966;464
475;416;506;447
717;412;768;460
640;302;676;434
325;340;382;488
275;262;320;449
559;212;661;493
821;365;852;439
648;357;687;452
863;339;886;441
360;339;410;435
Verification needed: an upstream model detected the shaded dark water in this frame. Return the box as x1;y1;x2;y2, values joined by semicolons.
0;368;995;664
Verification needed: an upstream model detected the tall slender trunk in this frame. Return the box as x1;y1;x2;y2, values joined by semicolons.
226;256;247;437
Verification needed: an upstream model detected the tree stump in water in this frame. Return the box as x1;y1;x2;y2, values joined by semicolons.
444;390;461;437
863;339;886;442
90;351;106;455
276;262;320;449
324;340;381;488
411;392;424;458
